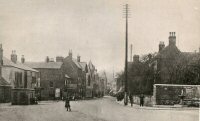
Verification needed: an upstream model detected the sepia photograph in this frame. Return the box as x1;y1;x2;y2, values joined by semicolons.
0;0;199;121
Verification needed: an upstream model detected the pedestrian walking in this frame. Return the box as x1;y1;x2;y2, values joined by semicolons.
139;94;144;107
65;97;71;111
129;94;133;107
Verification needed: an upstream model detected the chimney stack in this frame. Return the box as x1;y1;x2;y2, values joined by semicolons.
169;32;176;46
69;50;72;59
0;44;3;77
21;55;25;63
77;55;80;62
199;47;200;53
46;56;49;63
0;44;3;66
159;41;165;52
56;56;64;62
133;55;139;63
11;50;17;63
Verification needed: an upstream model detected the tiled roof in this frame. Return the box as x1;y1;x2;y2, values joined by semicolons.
79;62;87;71
155;45;181;59
3;57;38;72
25;62;63;69
0;77;10;86
72;59;82;69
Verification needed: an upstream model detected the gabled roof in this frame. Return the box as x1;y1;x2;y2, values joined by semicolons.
155;45;181;59
25;62;63;69
0;77;10;86
88;61;95;70
3;57;38;72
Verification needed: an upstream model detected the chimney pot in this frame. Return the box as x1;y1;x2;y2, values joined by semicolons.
77;55;81;62
133;55;139;63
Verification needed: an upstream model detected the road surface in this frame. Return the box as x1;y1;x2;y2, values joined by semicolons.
0;96;199;121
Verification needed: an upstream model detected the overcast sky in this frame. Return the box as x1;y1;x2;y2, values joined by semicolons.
0;0;200;74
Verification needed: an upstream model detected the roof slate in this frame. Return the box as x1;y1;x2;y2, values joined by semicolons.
72;59;82;69
3;57;38;72
0;77;10;86
25;62;63;69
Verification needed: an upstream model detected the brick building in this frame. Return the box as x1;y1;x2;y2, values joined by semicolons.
153;32;200;84
25;57;63;100
26;51;90;100
61;51;87;99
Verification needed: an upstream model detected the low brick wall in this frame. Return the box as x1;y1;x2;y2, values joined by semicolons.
11;88;35;105
153;84;200;105
0;86;11;103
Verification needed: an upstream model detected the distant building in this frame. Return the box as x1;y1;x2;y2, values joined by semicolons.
123;32;200;95
25;57;63;100
99;71;107;96
61;51;87;99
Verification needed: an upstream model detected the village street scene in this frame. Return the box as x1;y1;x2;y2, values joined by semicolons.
0;0;200;121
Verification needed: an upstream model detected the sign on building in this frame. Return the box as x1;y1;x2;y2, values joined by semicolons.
55;88;60;98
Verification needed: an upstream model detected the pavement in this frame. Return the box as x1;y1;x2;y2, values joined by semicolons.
0;96;199;121
116;98;200;110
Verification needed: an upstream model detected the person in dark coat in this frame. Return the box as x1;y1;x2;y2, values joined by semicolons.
65;97;71;111
129;94;133;107
140;94;144;107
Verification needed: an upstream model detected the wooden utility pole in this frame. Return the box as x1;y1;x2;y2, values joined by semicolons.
123;4;129;106
130;44;133;62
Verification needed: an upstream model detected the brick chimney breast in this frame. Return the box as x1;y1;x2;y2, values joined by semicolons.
169;32;176;46
56;56;64;62
0;44;3;65
69;50;72;59
133;55;139;63
159;41;165;52
46;56;49;63
11;50;17;63
21;55;25;63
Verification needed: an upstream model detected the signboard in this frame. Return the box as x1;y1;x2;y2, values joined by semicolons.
55;88;60;98
67;84;77;89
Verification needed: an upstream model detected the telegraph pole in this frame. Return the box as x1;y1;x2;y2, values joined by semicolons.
123;4;129;106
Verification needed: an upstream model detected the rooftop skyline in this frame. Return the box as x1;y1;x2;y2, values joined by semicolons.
0;0;200;73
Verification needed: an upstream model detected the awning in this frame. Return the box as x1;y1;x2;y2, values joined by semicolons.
117;87;124;93
65;74;71;78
